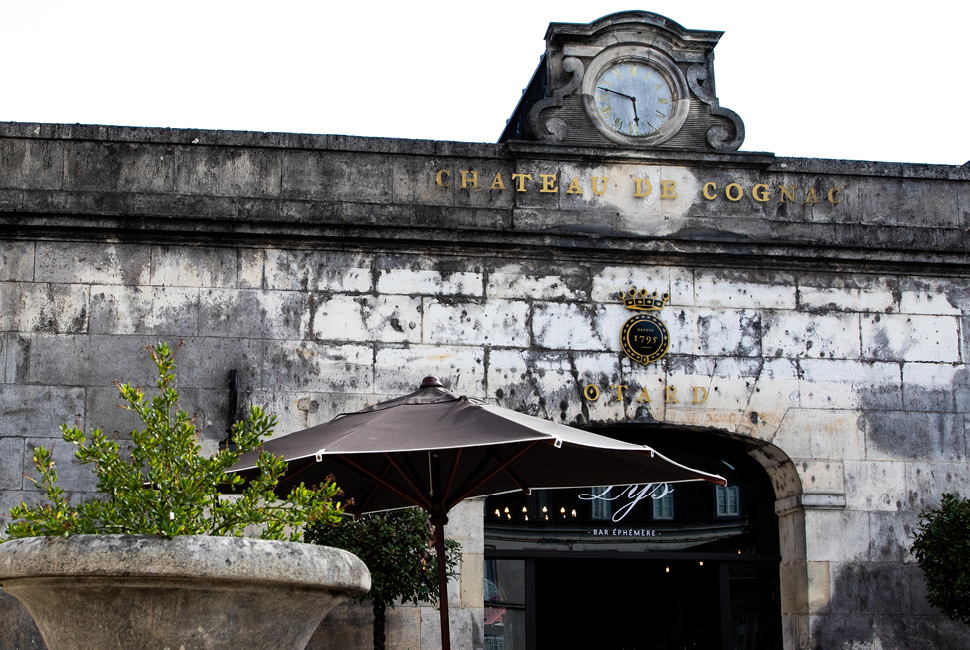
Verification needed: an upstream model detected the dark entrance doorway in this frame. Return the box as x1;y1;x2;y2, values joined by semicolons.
484;427;783;650
536;559;719;650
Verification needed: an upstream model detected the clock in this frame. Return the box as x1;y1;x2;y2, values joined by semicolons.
593;61;674;137
581;45;690;146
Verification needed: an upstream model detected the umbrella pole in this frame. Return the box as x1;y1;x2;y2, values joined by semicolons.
430;513;452;650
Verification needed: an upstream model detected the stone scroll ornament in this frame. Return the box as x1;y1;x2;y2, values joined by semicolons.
528;57;584;142
687;54;745;151
618;288;670;366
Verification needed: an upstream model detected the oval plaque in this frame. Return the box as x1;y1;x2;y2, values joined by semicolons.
620;313;670;365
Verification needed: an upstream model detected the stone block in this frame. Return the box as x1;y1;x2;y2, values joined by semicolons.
861;313;960;363
89;285;200;336
487;349;613;424
859;411;966;462
63;141;175;193
261;341;373;394
420;604;484;650
762;311;861;359
794;460;845;494
532;301;617;352
459;553;484;609
282;150;389;203
378;269;483;296
903;362;958;412
826;561;923;616
487;262;590;302
0;282;89;334
175;146;282;198
199;288;309;340
0;137;64;191
797;284;898;314
26;333;157;387
444;498;484;551
797;359;902;410
898;282;962;316
869;510;919;563
904;462;970;511
844;460;908;512
0;385;85;438
667;307;762;357
391;155;457;207
34;242;150;286
872;614;970;650
0;437;24;490
806;613;873;649
0;241;34;281
315;294;422;344
807;561;831;613
772;409;866;461
804;510;870;562
693;268;797;310
590;265;673;304
307;601;423;650
149;245;237;288
172;336;263;390
375;345;484;396
4;334;30;384
250;249;373;293
257;391;379;438
426;298;529;348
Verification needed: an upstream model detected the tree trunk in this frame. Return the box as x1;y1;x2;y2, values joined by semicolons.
372;598;386;650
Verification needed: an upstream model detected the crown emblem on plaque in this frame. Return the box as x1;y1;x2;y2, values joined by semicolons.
618;288;669;311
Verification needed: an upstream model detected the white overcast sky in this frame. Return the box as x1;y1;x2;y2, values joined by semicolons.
1;1;967;165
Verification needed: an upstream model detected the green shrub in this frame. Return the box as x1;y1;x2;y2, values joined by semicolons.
2;342;345;541
911;493;970;625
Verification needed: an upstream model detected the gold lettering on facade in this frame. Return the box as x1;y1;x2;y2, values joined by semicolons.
435;170;451;187
539;174;558;193
664;386;679;403
703;182;717;200
490;173;506;190
725;183;743;202
828;187;842;204
659;180;678;199
511;173;532;192
592;176;609;196
566;177;583;194
611;384;629;402
460;171;479;189
637;387;652;403
692;387;708;404
634;179;653;198
778;185;797;203
583;384;600;401
804;187;819;204
752;184;770;202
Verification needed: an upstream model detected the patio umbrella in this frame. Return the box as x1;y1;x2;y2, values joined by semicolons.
231;377;725;650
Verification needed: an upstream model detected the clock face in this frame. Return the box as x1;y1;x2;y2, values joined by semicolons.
593;61;675;137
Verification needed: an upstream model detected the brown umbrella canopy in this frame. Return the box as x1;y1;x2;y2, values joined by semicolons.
232;378;726;516
231;377;724;650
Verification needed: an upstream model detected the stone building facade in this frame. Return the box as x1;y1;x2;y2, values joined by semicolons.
2;12;970;650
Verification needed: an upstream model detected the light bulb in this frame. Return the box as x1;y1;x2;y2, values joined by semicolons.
560;507;565;513
665;566;670;573
542;507;547;513
522;507;528;513
504;507;509;513
571;509;577;517
494;509;500;517
699;561;704;566
524;515;529;521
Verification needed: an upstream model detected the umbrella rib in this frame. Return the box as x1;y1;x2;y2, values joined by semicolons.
383;452;432;506
354;458;393;516
443;448;462;499
399;453;430;497
276;457;317;490
487;450;530;495
330;454;433;511
446;441;540;511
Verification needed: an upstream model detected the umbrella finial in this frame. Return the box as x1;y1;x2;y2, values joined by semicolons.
420;376;444;389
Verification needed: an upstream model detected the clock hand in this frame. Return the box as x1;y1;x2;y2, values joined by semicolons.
598;87;640;125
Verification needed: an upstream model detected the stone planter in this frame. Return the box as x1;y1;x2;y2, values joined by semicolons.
0;534;370;650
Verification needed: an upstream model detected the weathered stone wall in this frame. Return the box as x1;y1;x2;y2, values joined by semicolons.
1;123;969;649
